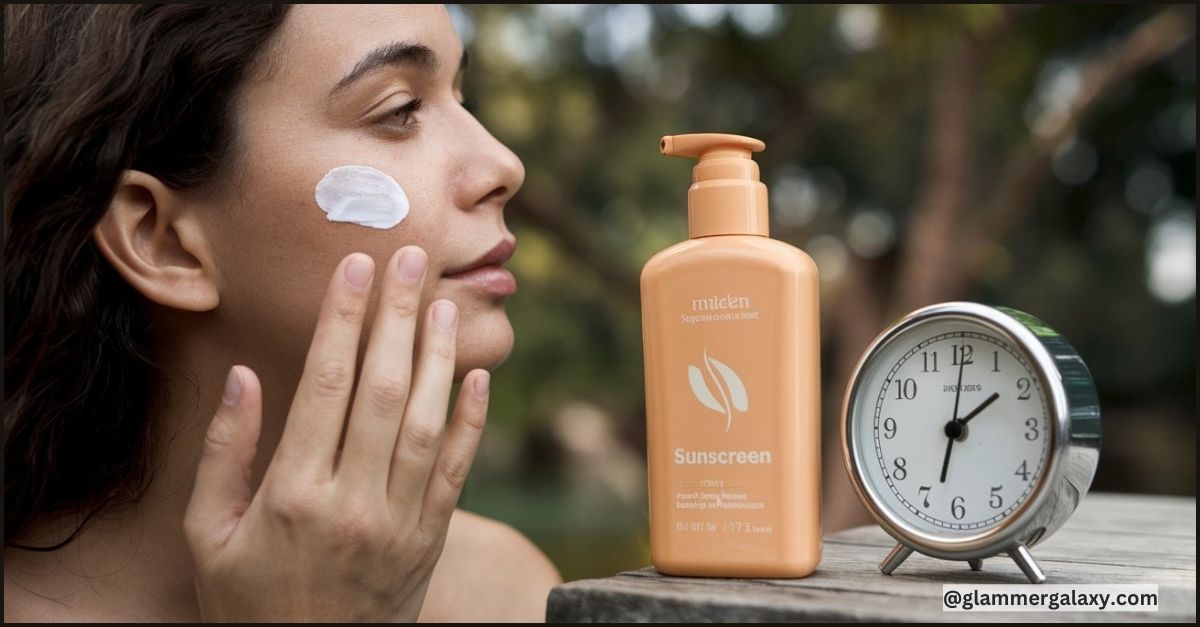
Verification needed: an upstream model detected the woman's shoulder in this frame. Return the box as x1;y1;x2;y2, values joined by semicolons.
418;509;562;622
3;563;117;623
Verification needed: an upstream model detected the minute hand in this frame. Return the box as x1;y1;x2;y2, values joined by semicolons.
958;392;1000;425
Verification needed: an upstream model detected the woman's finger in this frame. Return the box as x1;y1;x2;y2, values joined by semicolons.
338;246;426;494
271;253;374;482
419;369;489;534
184;365;263;559
387;299;459;510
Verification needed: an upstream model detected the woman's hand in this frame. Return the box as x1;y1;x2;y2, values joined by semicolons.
182;247;490;622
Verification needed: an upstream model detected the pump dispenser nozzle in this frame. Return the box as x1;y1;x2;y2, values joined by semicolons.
660;133;769;238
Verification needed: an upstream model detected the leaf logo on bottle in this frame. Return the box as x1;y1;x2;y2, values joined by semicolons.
687;348;749;432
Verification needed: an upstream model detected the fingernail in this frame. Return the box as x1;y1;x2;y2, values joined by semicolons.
432;300;458;329
396;247;427;282
344;254;374;289
222;366;243;407
473;370;490;399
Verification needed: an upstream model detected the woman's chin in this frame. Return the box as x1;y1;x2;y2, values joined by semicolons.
454;308;514;379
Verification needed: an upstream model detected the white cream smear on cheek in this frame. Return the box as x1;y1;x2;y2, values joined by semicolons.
314;165;410;229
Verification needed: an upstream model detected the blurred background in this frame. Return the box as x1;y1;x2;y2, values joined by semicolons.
446;4;1197;582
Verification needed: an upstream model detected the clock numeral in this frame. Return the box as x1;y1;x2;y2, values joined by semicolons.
1017;377;1032;400
1015;460;1030;481
918;485;931;508
892;378;917;400
892;457;907;481
883;417;897;439
989;485;1004;509
992;350;1000;372
951;495;966;520
951;344;974;366
922;351;939;372
1024;417;1039;441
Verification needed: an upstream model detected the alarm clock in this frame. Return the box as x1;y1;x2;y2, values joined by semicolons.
841;302;1100;583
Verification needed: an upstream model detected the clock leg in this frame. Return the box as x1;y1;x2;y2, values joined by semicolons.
1008;543;1047;584
879;543;913;575
968;558;983;571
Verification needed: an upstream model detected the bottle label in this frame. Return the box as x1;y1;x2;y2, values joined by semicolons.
645;277;795;556
681;293;761;325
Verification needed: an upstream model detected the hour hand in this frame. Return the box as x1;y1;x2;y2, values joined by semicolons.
959;392;1000;425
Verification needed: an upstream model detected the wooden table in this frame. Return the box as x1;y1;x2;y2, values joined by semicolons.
547;493;1195;622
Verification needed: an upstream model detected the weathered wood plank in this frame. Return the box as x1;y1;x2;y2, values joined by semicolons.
549;570;1186;623
547;493;1195;622
1063;493;1195;538
625;551;1198;588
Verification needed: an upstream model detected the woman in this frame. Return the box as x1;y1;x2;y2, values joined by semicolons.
4;4;560;621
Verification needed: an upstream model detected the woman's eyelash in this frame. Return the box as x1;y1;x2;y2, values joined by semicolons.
389;98;423;126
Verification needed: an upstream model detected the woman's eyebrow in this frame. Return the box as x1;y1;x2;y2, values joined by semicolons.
330;42;439;96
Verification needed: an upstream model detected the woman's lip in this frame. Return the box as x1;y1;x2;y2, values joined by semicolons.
445;239;517;275
443;264;517;296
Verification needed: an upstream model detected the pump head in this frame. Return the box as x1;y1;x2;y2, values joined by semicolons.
660;133;769;238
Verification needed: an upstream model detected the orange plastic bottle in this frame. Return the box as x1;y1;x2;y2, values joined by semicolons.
641;133;821;577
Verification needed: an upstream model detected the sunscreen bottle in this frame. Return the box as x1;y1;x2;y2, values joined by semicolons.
641;133;821;577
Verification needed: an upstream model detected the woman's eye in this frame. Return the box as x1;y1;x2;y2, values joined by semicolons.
382;97;423;129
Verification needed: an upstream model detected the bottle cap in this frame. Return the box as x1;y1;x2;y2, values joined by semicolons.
660;133;768;238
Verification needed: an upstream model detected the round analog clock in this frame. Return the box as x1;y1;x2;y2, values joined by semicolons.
841;302;1100;583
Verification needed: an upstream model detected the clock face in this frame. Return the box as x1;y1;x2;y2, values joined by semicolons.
849;317;1053;538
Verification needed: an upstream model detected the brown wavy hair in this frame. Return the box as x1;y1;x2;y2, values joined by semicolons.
4;4;292;549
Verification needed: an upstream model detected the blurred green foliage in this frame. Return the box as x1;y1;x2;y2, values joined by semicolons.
451;4;1196;582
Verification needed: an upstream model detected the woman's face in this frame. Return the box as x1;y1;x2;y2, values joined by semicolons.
206;5;524;378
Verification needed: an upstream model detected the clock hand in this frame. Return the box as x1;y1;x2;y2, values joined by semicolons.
951;352;966;420
939;432;955;483
959;392;1000;426
940;392;998;483
939;356;968;483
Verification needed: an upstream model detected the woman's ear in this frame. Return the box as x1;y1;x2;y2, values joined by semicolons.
92;170;221;311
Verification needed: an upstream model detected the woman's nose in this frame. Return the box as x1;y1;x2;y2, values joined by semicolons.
450;110;526;212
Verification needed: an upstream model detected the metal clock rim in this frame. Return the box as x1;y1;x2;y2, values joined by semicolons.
841;301;1073;559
